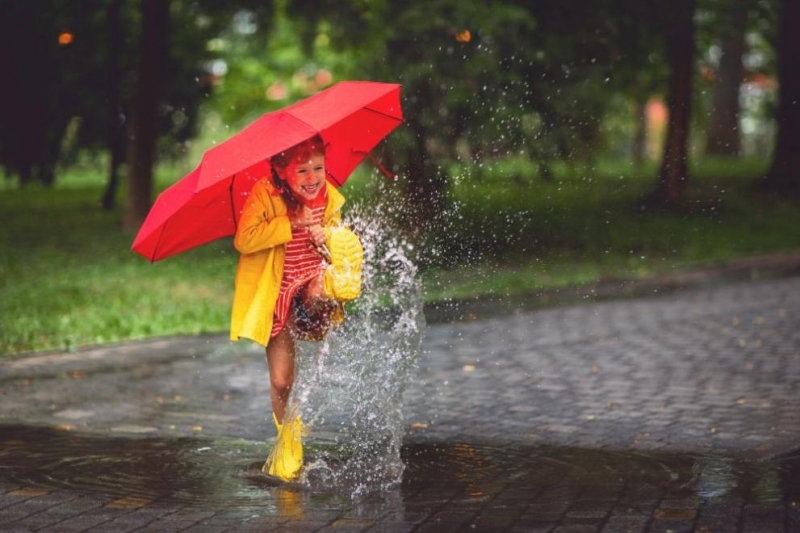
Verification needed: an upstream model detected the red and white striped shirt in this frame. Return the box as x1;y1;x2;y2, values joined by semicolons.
270;203;327;337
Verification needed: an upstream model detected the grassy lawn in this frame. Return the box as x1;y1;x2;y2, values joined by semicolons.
1;156;798;355
0;186;237;354
421;156;800;300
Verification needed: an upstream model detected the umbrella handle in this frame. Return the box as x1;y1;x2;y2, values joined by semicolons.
361;151;395;179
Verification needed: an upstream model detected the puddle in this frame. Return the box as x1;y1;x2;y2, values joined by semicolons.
0;425;265;505
1;424;798;522
403;442;800;507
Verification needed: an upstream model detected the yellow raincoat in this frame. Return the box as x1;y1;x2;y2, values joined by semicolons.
229;179;345;346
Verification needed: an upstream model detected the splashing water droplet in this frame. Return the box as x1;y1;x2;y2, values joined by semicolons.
285;207;425;497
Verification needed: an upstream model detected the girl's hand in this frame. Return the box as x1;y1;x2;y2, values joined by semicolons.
307;224;326;248
289;206;314;231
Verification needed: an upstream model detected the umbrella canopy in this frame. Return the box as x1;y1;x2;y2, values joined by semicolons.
131;81;403;262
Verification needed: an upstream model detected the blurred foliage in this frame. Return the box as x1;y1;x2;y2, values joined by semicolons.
0;0;274;186
200;4;356;128
306;0;648;206
0;0;782;197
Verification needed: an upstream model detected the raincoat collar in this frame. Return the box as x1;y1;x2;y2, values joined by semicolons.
323;181;345;224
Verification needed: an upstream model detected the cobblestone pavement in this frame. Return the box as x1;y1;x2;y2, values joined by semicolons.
408;275;800;458
1;275;799;532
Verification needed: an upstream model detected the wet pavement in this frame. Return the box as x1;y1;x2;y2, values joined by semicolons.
1;273;800;531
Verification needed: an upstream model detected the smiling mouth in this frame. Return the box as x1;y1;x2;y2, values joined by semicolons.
301;183;320;194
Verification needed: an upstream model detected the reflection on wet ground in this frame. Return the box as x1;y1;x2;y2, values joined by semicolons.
1;424;798;531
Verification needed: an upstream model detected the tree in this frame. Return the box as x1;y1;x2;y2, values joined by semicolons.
284;1;630;222
763;0;800;194
703;1;748;156
0;0;273;200
121;1;279;230
0;2;82;186
123;0;169;232
651;0;696;209
100;0;125;210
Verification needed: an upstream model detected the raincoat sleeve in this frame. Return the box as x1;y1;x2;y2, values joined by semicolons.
234;181;293;254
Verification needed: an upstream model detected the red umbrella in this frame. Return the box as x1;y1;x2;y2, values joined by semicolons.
131;81;403;262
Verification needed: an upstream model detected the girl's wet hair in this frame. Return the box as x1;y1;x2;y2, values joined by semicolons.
270;135;326;212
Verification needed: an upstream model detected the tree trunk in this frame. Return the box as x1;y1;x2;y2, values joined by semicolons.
403;126;447;225
704;6;746;156
632;97;648;166
123;0;169;232
100;0;124;211
764;0;800;194
652;0;695;209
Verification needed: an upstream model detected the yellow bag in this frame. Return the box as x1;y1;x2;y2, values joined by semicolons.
322;226;363;302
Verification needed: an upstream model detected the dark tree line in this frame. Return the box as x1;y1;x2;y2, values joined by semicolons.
0;0;273;229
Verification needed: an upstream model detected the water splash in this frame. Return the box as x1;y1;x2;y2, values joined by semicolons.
288;207;426;496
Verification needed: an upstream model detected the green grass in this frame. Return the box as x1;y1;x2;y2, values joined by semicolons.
1;155;798;355
0;185;237;354
421;156;800;300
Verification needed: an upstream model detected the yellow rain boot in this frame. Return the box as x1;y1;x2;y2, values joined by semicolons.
263;412;304;481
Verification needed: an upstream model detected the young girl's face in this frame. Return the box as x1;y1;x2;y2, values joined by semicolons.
281;152;326;203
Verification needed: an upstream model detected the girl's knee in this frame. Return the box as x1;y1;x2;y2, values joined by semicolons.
270;373;294;396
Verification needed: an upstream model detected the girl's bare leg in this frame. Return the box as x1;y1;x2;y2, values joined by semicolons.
266;327;295;424
303;273;325;310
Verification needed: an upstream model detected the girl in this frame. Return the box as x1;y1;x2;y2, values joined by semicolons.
230;135;346;480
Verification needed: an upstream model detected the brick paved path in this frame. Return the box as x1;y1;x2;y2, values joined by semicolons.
1;276;799;532
408;276;800;458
